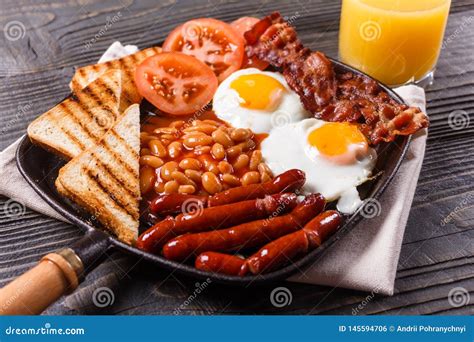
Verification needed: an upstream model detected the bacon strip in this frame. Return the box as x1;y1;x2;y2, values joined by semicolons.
245;12;429;145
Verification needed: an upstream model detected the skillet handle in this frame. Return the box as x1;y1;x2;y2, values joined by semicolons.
0;249;82;315
0;230;110;315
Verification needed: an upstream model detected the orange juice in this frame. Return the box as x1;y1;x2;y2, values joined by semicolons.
339;0;451;85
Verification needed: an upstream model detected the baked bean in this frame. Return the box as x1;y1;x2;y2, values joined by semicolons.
140;155;164;168
169;120;185;129
141;135;155;146
193;145;211;156
140;131;149;141
161;134;176;141
183;124;217;135
202;172;222;194
222;173;240;186
233;154;249;170
217;161;233;174
160;139;172;146
226;145;243;159
154;181;165;194
230;128;251;142
182;130;202;139
178;184;196;194
260;171;272;183
148;139;167;158
211;143;225;160
167;141;182;158
249;150;262;171
241;171;260;186
211;129;233;147
140;148;151;156
164;180;179;194
171;170;194;186
209;165;219;174
183;134;213;148
184;130;210;137
184;169;202;183
239;140;255;152
202;119;221;126
179;158;201;170
202;158;219;174
160;161;179;181
258;162;273;176
140;166;156;194
154;127;177;135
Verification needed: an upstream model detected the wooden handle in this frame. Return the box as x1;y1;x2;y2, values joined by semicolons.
0;248;83;315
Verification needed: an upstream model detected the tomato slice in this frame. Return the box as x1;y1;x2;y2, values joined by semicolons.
231;17;269;70
163;18;245;82
135;52;218;116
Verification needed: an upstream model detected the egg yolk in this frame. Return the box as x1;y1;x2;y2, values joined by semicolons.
230;74;285;110
308;122;368;162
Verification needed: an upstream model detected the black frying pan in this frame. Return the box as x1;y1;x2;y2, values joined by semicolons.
5;58;410;314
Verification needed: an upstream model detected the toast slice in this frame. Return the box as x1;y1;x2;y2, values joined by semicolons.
70;47;162;110
27;69;122;160
56;104;141;244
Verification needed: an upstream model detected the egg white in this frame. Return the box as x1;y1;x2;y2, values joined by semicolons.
212;68;310;134
260;118;377;214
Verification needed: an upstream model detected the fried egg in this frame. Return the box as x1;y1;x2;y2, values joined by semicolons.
212;68;309;133
261;119;377;214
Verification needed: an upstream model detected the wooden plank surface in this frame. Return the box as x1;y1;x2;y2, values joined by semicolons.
0;0;473;315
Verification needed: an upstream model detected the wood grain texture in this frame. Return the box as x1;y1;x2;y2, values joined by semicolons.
0;0;473;315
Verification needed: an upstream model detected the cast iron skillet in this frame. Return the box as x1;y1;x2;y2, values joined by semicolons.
16;58;410;286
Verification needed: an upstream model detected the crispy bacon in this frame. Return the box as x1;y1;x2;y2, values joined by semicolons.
245;12;429;145
244;13;336;110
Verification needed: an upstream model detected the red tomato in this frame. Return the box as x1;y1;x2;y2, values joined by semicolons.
231;17;269;70
163;18;245;82
135;52;218;116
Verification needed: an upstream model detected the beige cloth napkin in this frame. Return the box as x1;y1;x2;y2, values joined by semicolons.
0;42;427;295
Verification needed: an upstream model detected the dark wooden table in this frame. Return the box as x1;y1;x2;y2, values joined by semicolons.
1;0;473;315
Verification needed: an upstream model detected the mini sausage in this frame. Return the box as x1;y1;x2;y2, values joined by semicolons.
136;193;299;254
149;169;306;215
195;252;248;276
162;193;325;261
150;193;207;216
247;210;342;274
208;169;305;206
194;210;341;276
303;210;342;248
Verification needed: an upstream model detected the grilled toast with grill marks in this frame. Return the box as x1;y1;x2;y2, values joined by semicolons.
27;69;122;160
70;47;162;110
55;104;141;244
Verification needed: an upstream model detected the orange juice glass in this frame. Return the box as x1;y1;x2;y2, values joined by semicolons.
339;0;451;86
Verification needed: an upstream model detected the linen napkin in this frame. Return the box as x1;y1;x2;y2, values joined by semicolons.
0;42;427;295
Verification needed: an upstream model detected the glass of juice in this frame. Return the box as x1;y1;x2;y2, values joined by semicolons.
338;0;451;86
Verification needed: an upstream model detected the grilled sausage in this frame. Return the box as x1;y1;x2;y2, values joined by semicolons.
247;210;341;274
195;252;248;276
208;169;306;206
150;193;207;216
136;193;298;253
162;194;325;261
194;210;341;275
